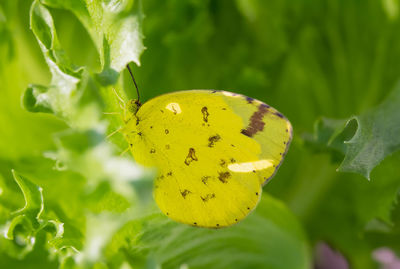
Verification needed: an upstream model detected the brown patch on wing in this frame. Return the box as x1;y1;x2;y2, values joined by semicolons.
184;148;198;165
201;176;210;185
208;134;221;147
180;189;191;198
218;171;231;183
241;104;269;137
201;193;216;202
201;107;209;123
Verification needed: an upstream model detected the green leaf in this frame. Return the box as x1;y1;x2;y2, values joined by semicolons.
1;170;64;259
11;170;44;220
308;82;400;179
108;194;311;269
26;0;82;120
338;82;400;179
41;0;145;84
6;0;400;267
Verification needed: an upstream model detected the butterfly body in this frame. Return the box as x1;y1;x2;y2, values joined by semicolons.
122;90;292;228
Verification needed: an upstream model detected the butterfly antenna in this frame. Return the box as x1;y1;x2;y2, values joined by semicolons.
126;64;140;103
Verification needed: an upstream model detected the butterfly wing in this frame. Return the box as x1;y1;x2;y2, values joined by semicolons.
124;90;292;228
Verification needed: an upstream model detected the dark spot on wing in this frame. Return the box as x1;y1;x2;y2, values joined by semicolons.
216;223;220;227
130;144;133;147
167;171;173;176
208;134;221;147
247;207;250;210
202;176;210;185
165;144;170;150
201;107;209;123
201;193;216;202
231;144;235;147
150;148;156;153
170;106;178;114
235;218;238;222
165;129;169;134
255;192;259;196
193;222;197;225
220;159;226;167
166;212;169;215
211;90;217;93
160;109;164;113
246;97;254;104
184;148;198;165
261;103;270;108
218;172;231;183
222;107;227;110
241;104;269;137
230;158;236;163
150;126;153;129
180;189;191;198
274;112;284;118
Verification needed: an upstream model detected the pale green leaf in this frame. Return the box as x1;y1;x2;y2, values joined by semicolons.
41;0;145;84
338;82;400;179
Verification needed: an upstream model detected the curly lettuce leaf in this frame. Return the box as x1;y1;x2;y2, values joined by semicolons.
0;171;63;259
24;0;83;120
308;82;400;179
40;0;144;85
339;82;400;179
0;0;146;266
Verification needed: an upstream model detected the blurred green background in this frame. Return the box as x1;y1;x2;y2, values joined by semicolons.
1;0;400;268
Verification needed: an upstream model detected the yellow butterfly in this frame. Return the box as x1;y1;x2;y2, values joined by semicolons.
119;87;292;228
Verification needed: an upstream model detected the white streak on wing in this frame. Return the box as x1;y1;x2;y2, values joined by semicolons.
166;102;182;114
228;159;274;173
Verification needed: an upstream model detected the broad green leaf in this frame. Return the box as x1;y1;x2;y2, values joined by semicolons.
107;194;311;269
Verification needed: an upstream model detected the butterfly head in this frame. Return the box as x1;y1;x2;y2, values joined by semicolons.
127;99;141;115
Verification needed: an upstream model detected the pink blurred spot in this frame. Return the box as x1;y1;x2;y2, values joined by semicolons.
373;247;400;269
314;242;349;269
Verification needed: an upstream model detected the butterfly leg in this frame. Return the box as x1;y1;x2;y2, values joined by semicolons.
112;88;126;110
119;146;130;156
106;126;124;139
